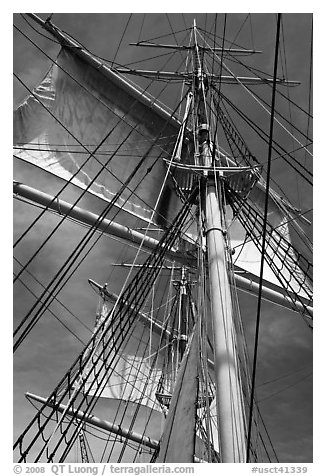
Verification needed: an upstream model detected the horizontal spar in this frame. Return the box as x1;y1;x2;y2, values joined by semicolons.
234;270;313;318
25;392;159;450
25;393;206;462
14;181;312;316
88;278;216;370
88;278;176;340
114;68;300;86
13;181;191;265
130;42;262;54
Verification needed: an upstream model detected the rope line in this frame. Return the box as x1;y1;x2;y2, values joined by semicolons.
14;186;196;462
13;23;189;249
246;16;282;461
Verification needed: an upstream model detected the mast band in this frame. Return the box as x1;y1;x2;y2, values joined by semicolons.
206;226;226;235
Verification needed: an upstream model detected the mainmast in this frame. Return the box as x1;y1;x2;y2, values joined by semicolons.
192;20;247;462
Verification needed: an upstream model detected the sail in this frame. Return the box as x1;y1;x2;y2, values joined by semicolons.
229;182;312;300
83;295;175;410
14;47;182;227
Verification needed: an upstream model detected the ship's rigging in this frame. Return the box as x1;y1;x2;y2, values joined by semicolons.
13;13;313;463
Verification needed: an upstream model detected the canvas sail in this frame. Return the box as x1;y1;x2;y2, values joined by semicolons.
14;47;182;227
229;183;312;300
83;295;176;410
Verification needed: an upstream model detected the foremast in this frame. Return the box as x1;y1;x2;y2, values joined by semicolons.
193;21;246;462
154;20;247;462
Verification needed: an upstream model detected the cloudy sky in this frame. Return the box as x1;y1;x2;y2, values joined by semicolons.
12;10;313;464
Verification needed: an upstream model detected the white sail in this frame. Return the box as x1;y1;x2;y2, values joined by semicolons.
83;297;175;410
229;187;312;300
14;48;182;227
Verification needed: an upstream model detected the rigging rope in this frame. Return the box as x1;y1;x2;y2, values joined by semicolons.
13;115;176;350
207;97;313;257
13;47;193;348
245;84;312;143
13;23;189;250
201;27;313;120
211;99;313;256
14;186;196;463
229;14;251;50
199;48;312;185
13;113;183;352
227;186;313;312
97;271;176;461
61;205;191;462
91;306;154;461
257;372;312;404
13;151;191;239
208;14;218;130
13;271;87;347
13;70;151;250
111;14;132;66
246;15;282;461
304;17;313;170
13;255;93;335
14;13;312;462
19;13;61;44
211;13;227;148
137;14;146;44
218;90;313;186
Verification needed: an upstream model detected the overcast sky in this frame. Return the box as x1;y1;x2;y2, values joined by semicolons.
12;10;314;465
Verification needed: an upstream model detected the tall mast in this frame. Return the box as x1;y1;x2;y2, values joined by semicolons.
192;21;247;462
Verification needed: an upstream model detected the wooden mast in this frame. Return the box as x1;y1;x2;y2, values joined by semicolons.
205;174;247;462
193;21;247;462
